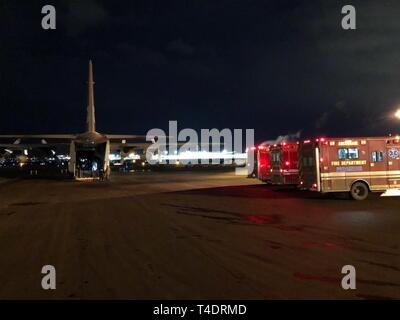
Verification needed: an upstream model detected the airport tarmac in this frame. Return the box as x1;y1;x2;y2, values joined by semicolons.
0;171;399;299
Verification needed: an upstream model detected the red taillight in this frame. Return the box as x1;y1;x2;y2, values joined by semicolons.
320;157;324;162
285;161;290;166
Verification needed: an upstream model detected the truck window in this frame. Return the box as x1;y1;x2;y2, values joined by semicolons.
272;153;280;162
372;151;384;162
302;157;314;167
303;157;312;167
338;148;347;159
338;148;359;160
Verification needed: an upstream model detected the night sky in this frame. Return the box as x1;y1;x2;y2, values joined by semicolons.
1;0;400;143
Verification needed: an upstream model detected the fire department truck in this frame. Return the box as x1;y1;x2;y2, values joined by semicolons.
258;142;299;185
299;136;400;200
257;145;272;182
247;146;258;178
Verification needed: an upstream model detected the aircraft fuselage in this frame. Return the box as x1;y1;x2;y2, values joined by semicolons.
68;131;110;180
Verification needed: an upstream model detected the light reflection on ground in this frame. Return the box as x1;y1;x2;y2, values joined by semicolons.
381;189;400;197
334;210;376;224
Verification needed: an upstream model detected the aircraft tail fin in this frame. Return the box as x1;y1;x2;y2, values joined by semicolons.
87;60;96;133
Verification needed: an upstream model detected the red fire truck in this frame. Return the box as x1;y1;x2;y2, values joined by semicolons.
247;146;258;178
257;145;272;182
258;142;299;185
299;136;400;200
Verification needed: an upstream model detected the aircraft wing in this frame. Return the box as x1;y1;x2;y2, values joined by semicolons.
109;142;152;152
106;134;178;142
0;135;74;153
0;134;76;139
0;143;71;156
107;134;153;152
107;134;149;141
0;143;70;148
0;135;75;148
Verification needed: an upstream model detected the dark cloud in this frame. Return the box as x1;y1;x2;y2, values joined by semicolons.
66;0;108;35
1;0;400;138
315;101;350;129
166;39;195;56
116;43;168;66
261;131;302;145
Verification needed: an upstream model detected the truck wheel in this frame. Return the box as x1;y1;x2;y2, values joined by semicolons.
350;182;369;201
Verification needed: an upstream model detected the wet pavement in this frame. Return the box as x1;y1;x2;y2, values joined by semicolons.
0;171;399;299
